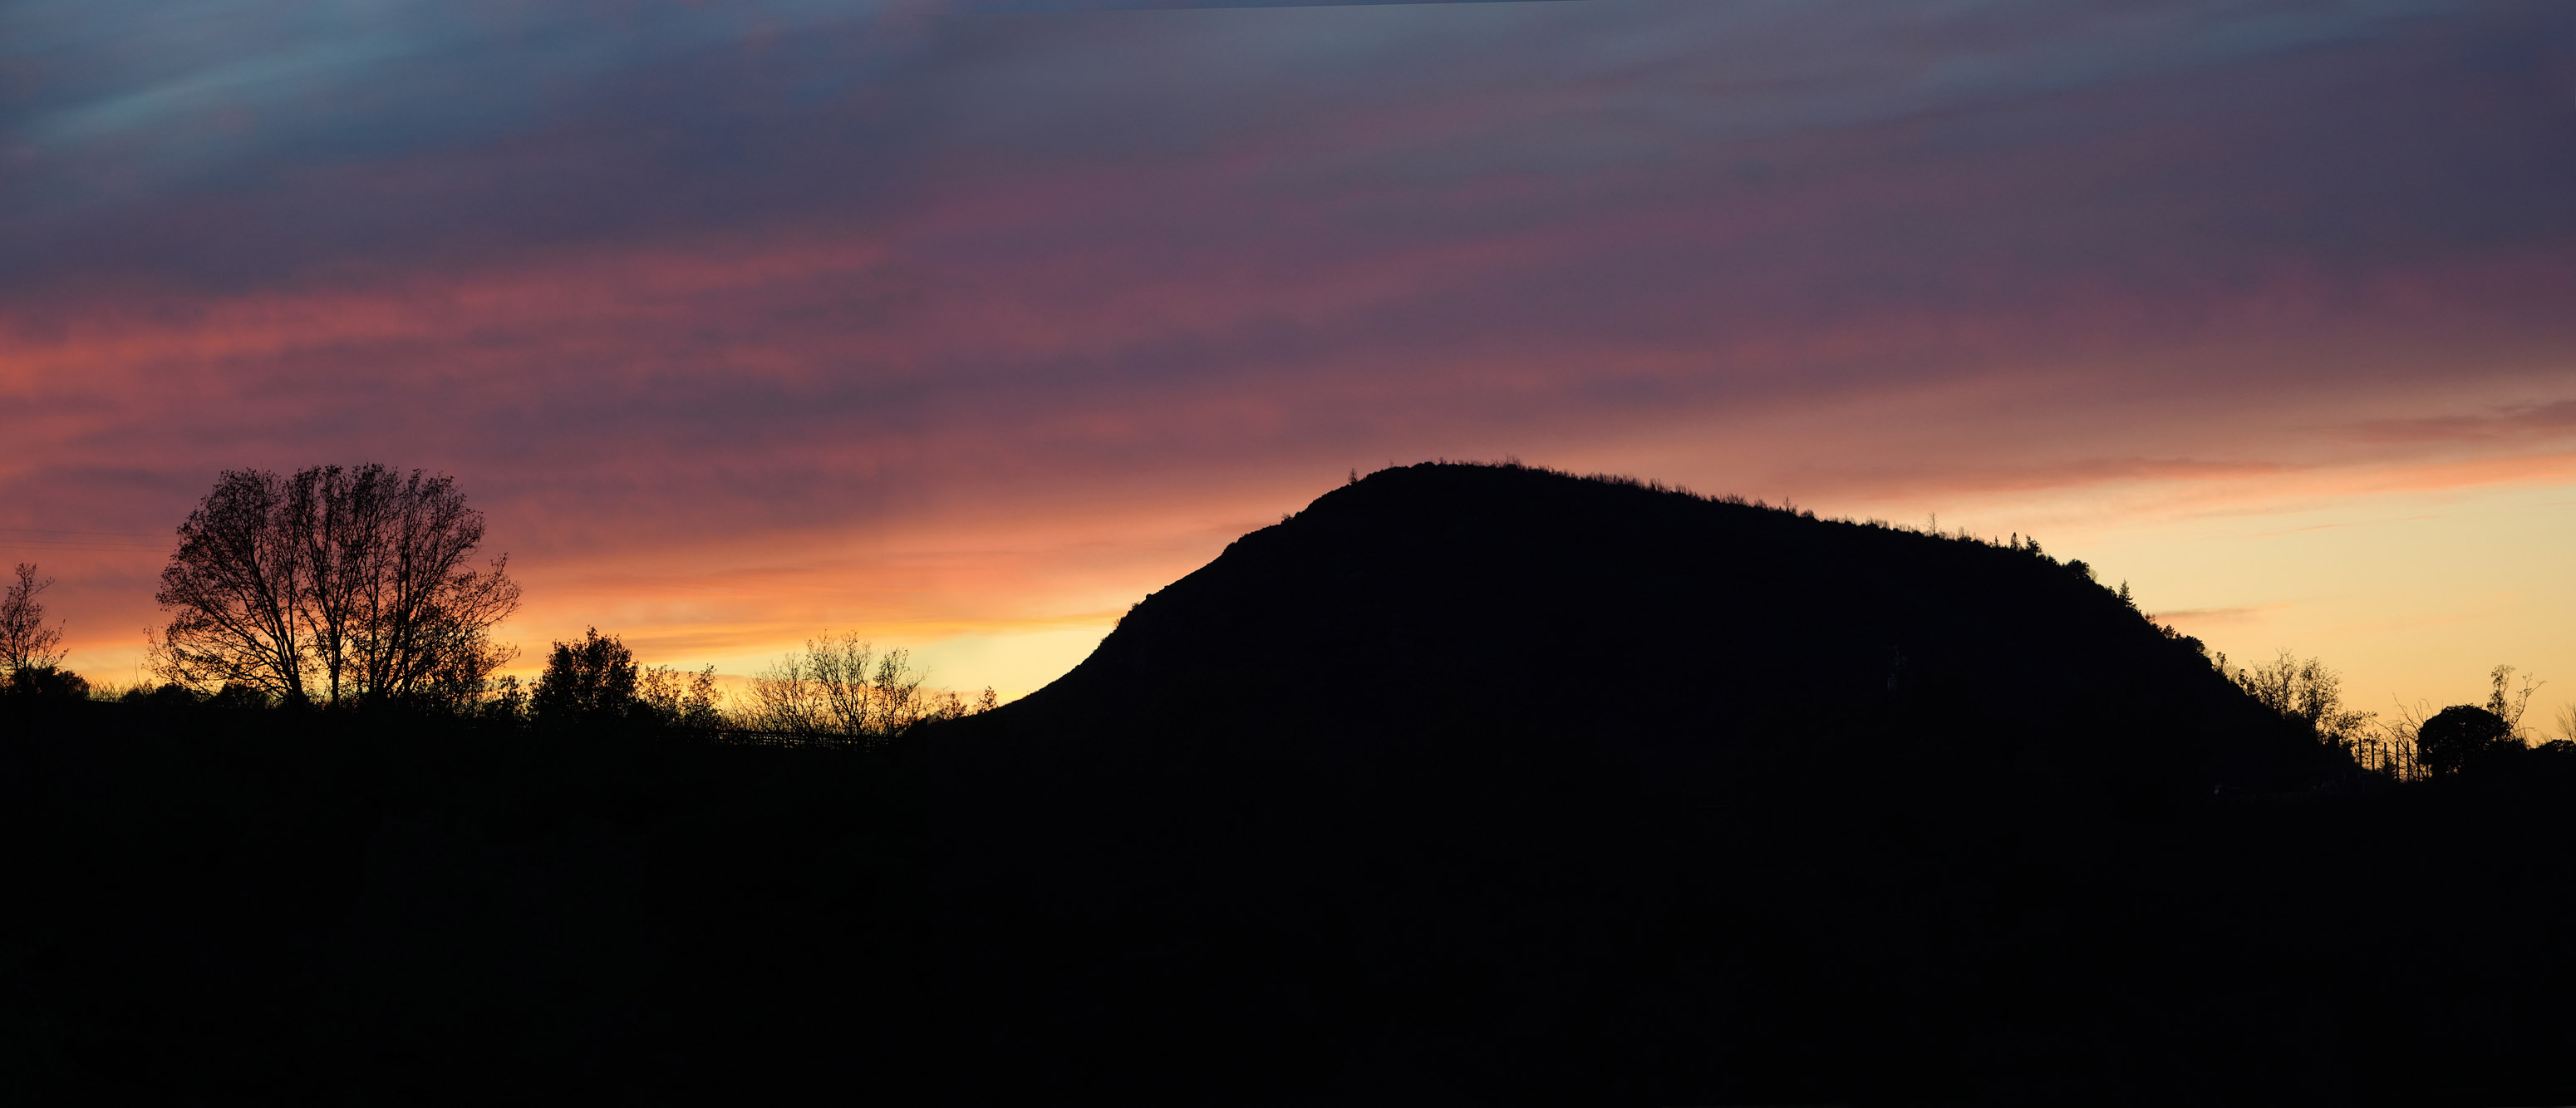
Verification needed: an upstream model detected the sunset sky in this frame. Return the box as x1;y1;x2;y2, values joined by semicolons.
4;0;2572;729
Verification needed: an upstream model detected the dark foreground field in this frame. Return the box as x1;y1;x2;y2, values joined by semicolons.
1;705;927;1101
10;465;2576;1103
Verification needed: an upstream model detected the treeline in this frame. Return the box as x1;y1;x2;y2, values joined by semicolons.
1;463;992;741
4;458;2559;772
2225;651;2564;781
514;626;995;741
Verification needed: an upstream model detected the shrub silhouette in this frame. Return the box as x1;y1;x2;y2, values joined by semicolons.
5;663;89;700
118;682;204;708
532;627;642;723
2418;703;2513;775
637;662;725;727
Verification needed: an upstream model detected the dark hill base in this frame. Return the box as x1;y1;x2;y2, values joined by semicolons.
931;464;2563;1104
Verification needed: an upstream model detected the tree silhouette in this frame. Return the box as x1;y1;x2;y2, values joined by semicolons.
2231;648;2376;750
150;465;519;706
2484;663;2542;738
2417;704;2513;776
2;562;68;678
746;633;943;740
533;627;642;723
639;662;725;727
7;663;90;699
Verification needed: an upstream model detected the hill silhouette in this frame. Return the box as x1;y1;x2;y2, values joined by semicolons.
966;461;2322;791
927;464;2500;1104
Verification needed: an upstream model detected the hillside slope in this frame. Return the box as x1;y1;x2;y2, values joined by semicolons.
928;464;2352;1103
964;461;2317;794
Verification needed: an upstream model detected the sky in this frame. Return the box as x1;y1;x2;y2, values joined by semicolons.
3;0;2572;731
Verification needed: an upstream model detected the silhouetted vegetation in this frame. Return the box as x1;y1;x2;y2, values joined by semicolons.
2419;704;2512;775
745;633;988;743
531;626;645;723
150;465;519;708
2;563;86;701
2;561;67;675
524;626;727;728
9;461;2576;1103
2226;648;2419;778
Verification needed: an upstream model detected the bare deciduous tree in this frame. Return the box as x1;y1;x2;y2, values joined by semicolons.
2;562;69;677
151;465;519;707
746;633;983;740
2230;649;2377;748
2484;663;2543;741
153;470;307;698
640;662;725;728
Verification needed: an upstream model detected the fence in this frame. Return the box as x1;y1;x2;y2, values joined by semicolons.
2330;731;2426;783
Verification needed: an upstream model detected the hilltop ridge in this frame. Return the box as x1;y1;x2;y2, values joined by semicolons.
929;462;2349;1102
966;460;2321;794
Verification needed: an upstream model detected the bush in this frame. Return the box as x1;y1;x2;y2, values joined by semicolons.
2418;704;2513;776
5;665;89;701
532;627;643;724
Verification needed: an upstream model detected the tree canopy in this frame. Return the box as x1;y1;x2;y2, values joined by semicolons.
150;465;519;707
2417;704;2513;776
